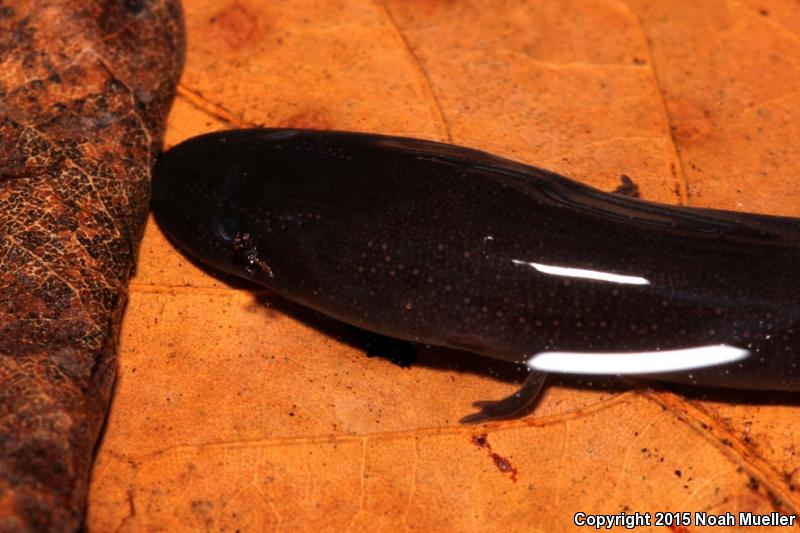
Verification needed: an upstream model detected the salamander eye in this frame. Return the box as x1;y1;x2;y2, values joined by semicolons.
213;212;239;243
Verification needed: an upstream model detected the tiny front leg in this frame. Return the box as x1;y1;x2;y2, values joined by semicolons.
459;371;548;424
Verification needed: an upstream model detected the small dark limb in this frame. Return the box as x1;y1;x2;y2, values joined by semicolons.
613;174;641;198
459;371;548;424
360;329;417;367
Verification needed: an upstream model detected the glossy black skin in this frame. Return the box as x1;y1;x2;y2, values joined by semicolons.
152;128;800;399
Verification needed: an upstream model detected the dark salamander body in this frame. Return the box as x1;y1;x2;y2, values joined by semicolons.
152;129;800;422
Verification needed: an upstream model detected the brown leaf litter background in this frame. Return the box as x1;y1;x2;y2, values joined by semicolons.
87;0;800;531
0;1;182;530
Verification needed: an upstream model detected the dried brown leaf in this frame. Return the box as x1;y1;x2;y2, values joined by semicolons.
0;0;183;530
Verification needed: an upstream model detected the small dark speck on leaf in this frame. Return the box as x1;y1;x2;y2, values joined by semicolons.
470;434;517;482
766;490;783;509
123;0;146;15
471;434;489;448
674;469;682;478
613;174;641;198
491;453;518;482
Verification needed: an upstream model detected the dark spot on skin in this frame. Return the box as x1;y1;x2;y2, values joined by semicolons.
748;476;760;491
674;469;682;478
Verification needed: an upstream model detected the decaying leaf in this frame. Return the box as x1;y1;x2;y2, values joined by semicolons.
0;0;183;530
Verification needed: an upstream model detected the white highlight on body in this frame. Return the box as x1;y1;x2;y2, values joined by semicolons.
511;259;650;286
527;344;750;375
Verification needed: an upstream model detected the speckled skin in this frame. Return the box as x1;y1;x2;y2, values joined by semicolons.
0;1;183;530
152;129;800;397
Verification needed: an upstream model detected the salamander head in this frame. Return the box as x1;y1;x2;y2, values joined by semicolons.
151;130;277;283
